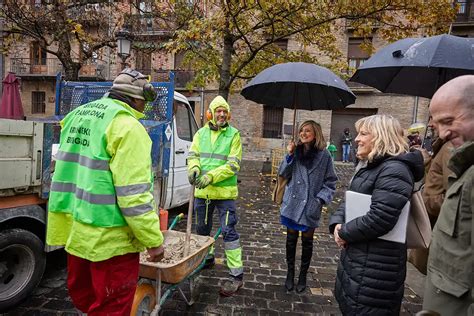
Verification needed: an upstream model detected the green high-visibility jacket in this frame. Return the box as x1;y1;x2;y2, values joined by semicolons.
47;97;163;262
188;124;242;200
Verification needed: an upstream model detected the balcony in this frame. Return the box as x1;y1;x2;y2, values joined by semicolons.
136;68;195;88
9;58;107;80
131;15;172;38
10;58;62;77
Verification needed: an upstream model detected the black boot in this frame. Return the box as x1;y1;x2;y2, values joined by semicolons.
285;232;298;291
296;235;313;293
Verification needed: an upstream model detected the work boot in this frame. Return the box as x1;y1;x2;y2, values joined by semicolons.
219;277;243;297
285;232;298;291
203;254;215;269
296;235;313;293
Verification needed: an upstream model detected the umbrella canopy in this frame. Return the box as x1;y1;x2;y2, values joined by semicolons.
0;72;24;120
241;62;356;111
350;34;474;99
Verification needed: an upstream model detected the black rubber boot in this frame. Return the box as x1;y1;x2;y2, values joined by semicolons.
296;235;313;293
285;232;298;291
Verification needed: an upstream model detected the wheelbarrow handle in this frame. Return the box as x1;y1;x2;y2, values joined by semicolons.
168;213;184;230
213;228;222;241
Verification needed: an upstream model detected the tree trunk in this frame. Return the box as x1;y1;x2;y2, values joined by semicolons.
62;62;81;81
218;33;233;100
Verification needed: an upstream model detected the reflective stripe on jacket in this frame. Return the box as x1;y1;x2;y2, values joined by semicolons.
47;98;163;262
188;124;241;200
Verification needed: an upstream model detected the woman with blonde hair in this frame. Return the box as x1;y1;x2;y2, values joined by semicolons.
329;115;424;315
278;120;337;293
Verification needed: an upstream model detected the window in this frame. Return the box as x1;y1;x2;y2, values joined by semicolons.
455;1;468;14
262;105;283;138
32;91;46;114
31;42;46;65
135;50;152;74
174;51;194;87
274;38;288;51
81;43;100;63
175;101;198;141
348;37;371;70
138;0;153;31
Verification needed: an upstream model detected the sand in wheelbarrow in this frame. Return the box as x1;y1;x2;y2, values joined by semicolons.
140;234;205;265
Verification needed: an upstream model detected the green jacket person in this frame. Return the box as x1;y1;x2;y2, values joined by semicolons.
187;96;243;297
47;69;164;315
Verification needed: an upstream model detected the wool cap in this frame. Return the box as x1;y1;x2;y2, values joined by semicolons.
110;68;148;100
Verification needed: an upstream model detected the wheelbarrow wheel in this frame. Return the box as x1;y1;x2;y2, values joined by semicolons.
131;283;156;316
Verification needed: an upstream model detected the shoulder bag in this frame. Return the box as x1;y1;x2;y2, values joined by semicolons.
406;189;432;249
272;175;288;205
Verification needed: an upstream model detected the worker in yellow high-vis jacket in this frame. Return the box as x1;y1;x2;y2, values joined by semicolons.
47;69;164;315
187;95;244;297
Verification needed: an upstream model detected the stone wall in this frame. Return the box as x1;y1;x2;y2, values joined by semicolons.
22;81;57;119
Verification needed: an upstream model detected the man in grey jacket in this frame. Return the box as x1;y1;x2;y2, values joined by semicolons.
423;75;474;315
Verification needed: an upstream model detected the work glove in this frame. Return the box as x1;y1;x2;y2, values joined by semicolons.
195;174;212;189
188;167;200;184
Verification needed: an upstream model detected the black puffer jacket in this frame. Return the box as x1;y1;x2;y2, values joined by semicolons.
329;151;424;316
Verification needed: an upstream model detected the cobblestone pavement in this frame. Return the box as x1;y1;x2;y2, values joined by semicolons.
4;163;425;316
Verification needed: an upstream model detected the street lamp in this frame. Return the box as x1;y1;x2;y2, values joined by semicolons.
116;28;132;69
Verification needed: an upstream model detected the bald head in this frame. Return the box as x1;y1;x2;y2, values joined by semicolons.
433;75;474;110
430;75;474;148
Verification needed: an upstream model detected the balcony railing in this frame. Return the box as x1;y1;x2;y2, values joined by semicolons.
136;68;195;88
131;15;173;37
9;58;107;79
10;58;62;76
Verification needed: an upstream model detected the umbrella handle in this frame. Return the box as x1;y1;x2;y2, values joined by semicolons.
292;85;298;141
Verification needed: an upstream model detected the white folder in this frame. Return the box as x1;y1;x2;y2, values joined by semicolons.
345;190;410;244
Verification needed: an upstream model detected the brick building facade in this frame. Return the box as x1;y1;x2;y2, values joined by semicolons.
3;1;472;163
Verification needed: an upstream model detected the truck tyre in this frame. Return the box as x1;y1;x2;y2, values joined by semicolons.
0;228;46;312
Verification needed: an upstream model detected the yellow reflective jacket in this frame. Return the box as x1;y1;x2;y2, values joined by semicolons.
188;124;242;200
46;98;163;262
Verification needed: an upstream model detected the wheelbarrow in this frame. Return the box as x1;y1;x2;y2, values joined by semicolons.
131;213;221;315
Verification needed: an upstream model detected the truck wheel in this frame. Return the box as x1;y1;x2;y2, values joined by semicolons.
0;228;46;312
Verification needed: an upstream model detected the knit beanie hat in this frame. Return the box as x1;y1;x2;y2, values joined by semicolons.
110;69;148;100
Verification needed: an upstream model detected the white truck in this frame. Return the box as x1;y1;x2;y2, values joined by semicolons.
0;74;198;311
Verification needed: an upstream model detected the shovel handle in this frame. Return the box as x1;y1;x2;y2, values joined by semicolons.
183;185;195;257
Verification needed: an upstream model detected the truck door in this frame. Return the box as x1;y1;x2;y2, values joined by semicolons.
164;98;198;209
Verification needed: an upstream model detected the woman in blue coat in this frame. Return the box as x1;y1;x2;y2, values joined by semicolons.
278;120;337;293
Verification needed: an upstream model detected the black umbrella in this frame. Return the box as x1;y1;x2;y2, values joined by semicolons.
350;34;474;99
241;62;356;137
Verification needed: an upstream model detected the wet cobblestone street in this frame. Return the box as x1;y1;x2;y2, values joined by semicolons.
4;162;425;316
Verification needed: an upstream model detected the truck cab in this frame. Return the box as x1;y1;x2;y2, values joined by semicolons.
0;75;198;312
